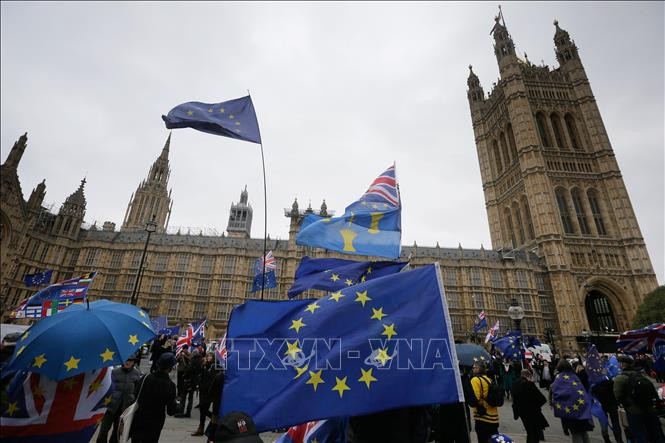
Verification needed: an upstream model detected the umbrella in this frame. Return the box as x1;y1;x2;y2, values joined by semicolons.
455;343;491;367
616;323;665;354
7;300;156;380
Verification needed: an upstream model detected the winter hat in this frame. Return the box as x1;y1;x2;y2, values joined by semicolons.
157;352;177;370
213;411;263;442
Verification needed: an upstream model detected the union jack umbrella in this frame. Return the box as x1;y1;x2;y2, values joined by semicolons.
616;322;665;354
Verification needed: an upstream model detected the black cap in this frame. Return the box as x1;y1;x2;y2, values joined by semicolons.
213;411;263;443
617;354;634;365
157;352;177;370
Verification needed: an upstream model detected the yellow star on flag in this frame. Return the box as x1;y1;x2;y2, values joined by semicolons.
6;402;18;416
565;406;571;413
577;398;585;405
305;302;320;314
345;279;353;286
138;310;147;318
577;390;584;395
329;291;345;302
563;374;570;379
100;348;115;362
354;290;372;306
63;378;78;390
572;381;578;386
289;318;306;333
103;395;113;406
330;273;340;282
332;376;351;398
370;307;387;321
128;335;139;346
376;348;392;366
360;275;366;282
358;368;378;389
555;403;562;409
366;266;372;274
186;110;193;116
21;331;29;340
33;353;47;368
285;340;301;359
219;108;225;113
293;365;308;379
89;380;102;393
16;345;25;356
572;404;579;411
306;369;324;391
64;355;81;371
229;114;235;119
208;108;213;113
382;323;397;340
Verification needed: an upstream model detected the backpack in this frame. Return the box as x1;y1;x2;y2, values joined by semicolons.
476;375;505;407
628;373;658;410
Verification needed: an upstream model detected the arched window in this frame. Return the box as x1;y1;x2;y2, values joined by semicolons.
504;207;516;248
565;113;583;151
571;189;591;235
521;196;535;240
535;112;552;147
550;113;567;150
507;124;518;161
587;189;607;236
512;202;525;245
493;140;503;174
555;189;574;234
63;218;72;234
500;132;511;166
585;290;617;332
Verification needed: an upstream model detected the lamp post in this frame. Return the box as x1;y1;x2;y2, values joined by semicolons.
130;217;157;306
508;298;525;366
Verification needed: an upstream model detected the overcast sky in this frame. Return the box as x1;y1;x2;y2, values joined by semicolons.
2;2;663;283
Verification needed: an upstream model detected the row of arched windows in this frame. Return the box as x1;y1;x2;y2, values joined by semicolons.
502;195;536;248
535;111;584;151
491;123;519;176
555;187;607;236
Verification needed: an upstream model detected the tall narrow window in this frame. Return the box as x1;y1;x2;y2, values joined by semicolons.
550;113;567;149
500;132;511;166
521;196;535;240
512;202;525;245
506;123;518;161
571;189;591;235
493;140;504;174
555;189;575;234
587;189;607;235
504;207;516;247
565;113;582;151
536;112;552;147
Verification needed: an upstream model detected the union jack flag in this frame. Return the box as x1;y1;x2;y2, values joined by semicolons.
1;367;112;443
616;323;665;354
358;164;399;207
473;310;488;333
275;418;348;443
176;319;206;357
215;333;227;367
15;273;96;319
255;250;276;273
485;320;500;343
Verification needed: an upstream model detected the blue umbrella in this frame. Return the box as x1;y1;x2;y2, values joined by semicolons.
7;300;156;380
455;343;491;367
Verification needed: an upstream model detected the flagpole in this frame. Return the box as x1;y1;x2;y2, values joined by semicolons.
248;90;268;301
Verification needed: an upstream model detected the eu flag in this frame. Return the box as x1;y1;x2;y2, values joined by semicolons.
287;256;408;298
221;264;463;431
23;270;53;287
296;165;401;259
162;95;261;144
491;332;523;361
250;251;278;293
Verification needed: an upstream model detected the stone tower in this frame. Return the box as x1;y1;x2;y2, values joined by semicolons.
467;13;658;351
226;186;253;238
52;178;87;239
122;133;173;233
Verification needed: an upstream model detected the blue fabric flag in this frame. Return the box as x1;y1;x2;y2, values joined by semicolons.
296;165;401;259
158;325;180;336
585;344;608;388
551;371;592;421
616;323;665;354
162;95;261;144
20;273;96;319
605;355;621;379
492;332;523;361
472;311;487;333
275;417;348;443
250;251;278;293
23;270;53;287
523;335;542;348
287;256;408;298
150;315;168;333
221;264;463;431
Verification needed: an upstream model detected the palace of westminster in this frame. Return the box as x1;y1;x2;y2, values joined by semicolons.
0;18;659;353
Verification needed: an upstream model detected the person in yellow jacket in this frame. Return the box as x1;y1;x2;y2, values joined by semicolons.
470;361;500;443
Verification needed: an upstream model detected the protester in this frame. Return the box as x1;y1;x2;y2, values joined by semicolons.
192;352;218;436
97;356;142;443
511;368;549;443
176;348;202;418
501;359;516;400
211;411;263;442
470;361;499;443
129;352;179;443
149;335;168;373
590;376;624;443
613;354;664;443
551;359;594;443
349;406;430;443
205;368;226;440
437;365;473;443
176;344;192;399
540;361;552;390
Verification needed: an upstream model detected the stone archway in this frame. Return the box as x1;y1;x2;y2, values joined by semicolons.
580;277;629;332
585;290;618;332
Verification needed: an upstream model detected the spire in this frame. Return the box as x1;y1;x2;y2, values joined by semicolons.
160;132;171;160
59;177;87;218
240;185;248;204
467;65;484;103
490;6;516;66
3;132;28;169
553;20;580;67
320;199;328;217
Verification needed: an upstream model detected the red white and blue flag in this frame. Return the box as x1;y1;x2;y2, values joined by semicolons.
215;333;228;367
485;320;500;343
274;418;348;443
176;319;206;356
14;273;96;319
359;164;399;207
616;322;665;354
0;367;112;443
472;310;488;333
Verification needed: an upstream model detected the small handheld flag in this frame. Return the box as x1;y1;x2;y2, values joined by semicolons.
251;251;277;293
23;270;53;287
472;311;488;333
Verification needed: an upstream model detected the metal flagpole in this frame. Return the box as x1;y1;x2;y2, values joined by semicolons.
248;91;268;301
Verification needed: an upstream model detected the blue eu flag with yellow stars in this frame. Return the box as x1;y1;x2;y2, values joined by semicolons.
162;95;261;144
296;165;401;259
221;264;463;431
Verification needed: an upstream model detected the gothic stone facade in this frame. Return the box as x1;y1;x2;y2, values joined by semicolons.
1;18;658;352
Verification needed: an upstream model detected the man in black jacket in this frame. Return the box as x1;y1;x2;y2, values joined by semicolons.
129;352;179;443
97;357;142;443
511;369;549;443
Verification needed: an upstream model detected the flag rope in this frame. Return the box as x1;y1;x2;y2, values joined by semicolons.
249;91;268;301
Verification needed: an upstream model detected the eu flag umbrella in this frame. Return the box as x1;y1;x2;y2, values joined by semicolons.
7;300;156;380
